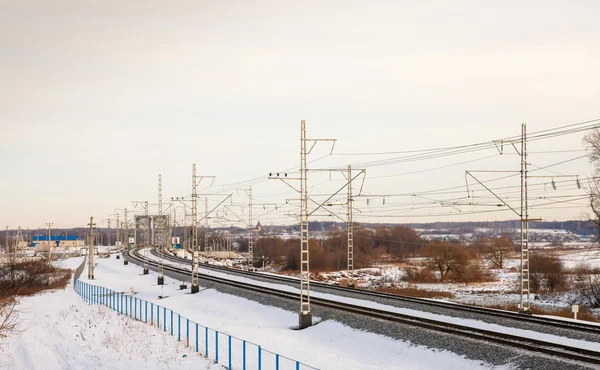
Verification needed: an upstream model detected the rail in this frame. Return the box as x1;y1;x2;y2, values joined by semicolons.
151;247;600;335
131;247;600;366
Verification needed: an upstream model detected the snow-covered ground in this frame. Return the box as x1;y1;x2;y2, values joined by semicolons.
78;254;510;369
138;249;600;352
1;257;216;370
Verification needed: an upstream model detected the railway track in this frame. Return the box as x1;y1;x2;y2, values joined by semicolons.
149;247;600;336
127;247;600;366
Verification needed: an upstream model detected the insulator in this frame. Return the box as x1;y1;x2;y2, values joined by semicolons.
383;198;386;205
551;180;556;190
577;177;581;189
269;173;272;177
367;199;370;205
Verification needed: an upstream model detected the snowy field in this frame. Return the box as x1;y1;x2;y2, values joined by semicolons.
1;257;216;370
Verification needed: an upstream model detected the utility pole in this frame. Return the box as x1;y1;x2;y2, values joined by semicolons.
269;120;337;329
347;165;355;288
16;226;23;258
519;123;531;314
115;213;120;248
46;222;53;264
191;164;200;293
107;218;111;246
248;185;253;270
124;208;128;248
157;174;165;285
204;197;209;254
171;170;217;293
88;217;96;279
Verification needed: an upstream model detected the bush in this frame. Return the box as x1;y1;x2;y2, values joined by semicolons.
529;254;565;293
403;267;436;283
454;260;495;284
0;260;72;298
421;242;470;282
573;264;600;308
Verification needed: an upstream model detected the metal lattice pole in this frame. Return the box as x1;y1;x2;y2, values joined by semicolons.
115;213;120;249
88;217;96;279
124;208;128;249
299;120;311;328
157;174;165;285
248;185;253;270
347;165;355;288
144;201;149;274
46;222;53;264
191;164;200;293
204;197;208;253
107;218;111;246
520;123;531;314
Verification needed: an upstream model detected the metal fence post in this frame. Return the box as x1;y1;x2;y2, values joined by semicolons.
170;310;173;336
196;323;199;353
258;345;262;370
205;327;209;356
163;307;166;333
216;331;219;364
276;354;279;370
228;335;232;370
145;301;148;323
296;361;300;370
186;318;189;347
178;314;181;341
243;341;246;370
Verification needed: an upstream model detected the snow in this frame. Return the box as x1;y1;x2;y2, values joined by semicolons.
139;249;600;352
1;257;217;370
76;254;504;369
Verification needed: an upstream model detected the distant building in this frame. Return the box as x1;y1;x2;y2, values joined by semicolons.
32;235;84;251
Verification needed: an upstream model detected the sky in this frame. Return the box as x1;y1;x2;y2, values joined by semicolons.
1;1;600;229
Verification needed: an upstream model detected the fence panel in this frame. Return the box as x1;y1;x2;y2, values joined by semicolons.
72;277;317;370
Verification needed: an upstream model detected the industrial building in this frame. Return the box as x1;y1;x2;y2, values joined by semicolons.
32;235;85;251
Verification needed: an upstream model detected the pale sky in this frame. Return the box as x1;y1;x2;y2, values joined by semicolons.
1;1;599;229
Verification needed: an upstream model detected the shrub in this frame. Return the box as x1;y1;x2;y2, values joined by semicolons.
529;253;565;293
403;267;436;283
421;242;470;282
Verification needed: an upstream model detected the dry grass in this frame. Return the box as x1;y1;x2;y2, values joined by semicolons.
470;302;600;323
376;287;455;299
0;260;72;298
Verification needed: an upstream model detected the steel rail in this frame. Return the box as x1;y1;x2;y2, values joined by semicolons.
150;247;600;335
127;247;600;365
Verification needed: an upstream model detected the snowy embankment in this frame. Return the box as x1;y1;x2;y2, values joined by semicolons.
1;257;216;370
80;254;500;369
142;249;600;352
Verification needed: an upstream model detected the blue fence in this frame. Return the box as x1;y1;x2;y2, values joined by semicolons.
72;276;318;370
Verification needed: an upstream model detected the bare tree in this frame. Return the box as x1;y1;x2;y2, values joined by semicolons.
583;129;600;243
422;242;470;281
484;237;514;269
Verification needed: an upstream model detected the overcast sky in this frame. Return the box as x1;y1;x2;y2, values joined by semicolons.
1;1;599;229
